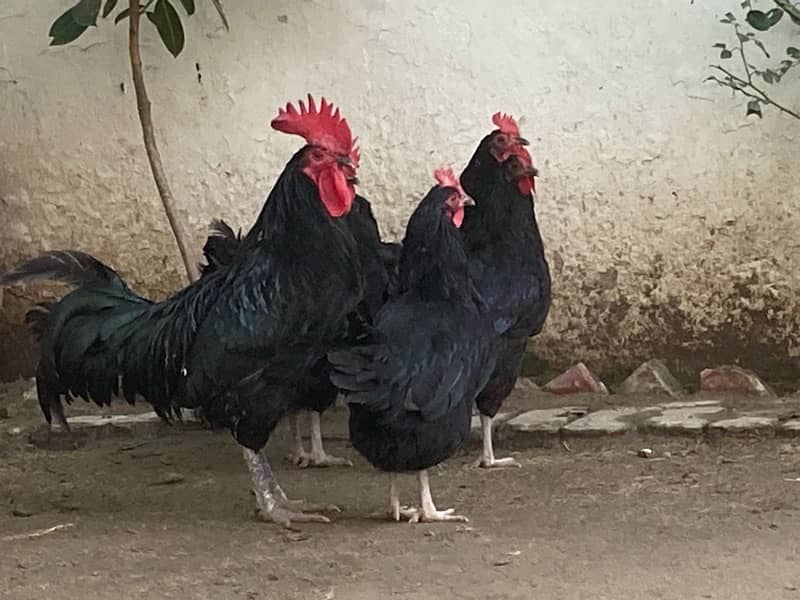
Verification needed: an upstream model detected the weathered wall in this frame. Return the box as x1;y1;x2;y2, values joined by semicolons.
1;0;798;384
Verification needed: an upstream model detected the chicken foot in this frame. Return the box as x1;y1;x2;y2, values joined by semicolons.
477;414;521;468
375;471;468;523
286;411;353;468
243;448;338;528
403;470;468;523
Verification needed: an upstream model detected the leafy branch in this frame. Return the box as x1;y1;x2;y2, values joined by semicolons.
48;0;229;282
706;1;800;120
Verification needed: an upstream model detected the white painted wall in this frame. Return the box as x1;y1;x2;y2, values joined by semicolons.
1;0;798;381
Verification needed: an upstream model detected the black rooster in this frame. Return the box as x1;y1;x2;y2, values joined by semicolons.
200;195;401;467
1;96;364;527
460;113;551;468
329;168;496;523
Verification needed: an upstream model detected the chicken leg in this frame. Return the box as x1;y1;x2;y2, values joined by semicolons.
477;414;520;468
403;470;468;523
287;411;352;468
243;448;339;528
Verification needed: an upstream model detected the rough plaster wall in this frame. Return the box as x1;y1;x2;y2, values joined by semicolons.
0;0;798;383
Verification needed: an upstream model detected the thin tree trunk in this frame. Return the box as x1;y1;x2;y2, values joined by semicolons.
128;0;199;282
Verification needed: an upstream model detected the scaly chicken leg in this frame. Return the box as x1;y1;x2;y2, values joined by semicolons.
287;411;353;468
403;470;468;523
478;414;521;468
243;448;338;528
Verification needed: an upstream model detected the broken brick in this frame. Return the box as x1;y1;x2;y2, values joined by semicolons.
618;359;685;398
699;365;775;397
543;363;608;395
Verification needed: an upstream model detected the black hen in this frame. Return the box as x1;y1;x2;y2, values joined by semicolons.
329;168;496;523
460;113;551;468
199;194;401;468
1;96;365;528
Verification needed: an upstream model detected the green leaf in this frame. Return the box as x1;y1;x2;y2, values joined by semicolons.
720;48;733;59
741;0;751;8
753;38;770;58
102;0;119;18
115;6;132;23
147;0;185;57
746;8;784;31
746;99;763;118
788;46;800;59
72;0;102;26
762;69;775;84
721;11;737;23
178;0;195;15
713;42;727;49
48;8;89;45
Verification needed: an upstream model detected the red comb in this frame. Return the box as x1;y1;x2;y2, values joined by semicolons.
271;94;355;157
492;112;520;137
349;139;361;167
434;167;464;196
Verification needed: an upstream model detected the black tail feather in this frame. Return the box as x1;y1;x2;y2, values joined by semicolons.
0;251;120;288
200;218;242;277
24;301;54;340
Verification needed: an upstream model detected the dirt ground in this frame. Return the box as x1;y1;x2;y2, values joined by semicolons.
1;380;800;600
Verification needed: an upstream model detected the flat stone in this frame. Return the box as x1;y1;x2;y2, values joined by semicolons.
618;359;685;398
780;419;800;434
543;363;608;395
470;412;512;432
562;407;651;436
645;406;726;433
700;365;775;397
709;415;778;434
659;399;721;409
68;411;200;428
504;407;588;434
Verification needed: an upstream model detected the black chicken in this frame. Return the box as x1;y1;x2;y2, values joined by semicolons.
1;96;364;527
200;195;401;467
460;113;551;468
329;168;496;523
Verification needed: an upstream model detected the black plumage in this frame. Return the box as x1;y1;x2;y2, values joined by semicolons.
200;194;400;467
2;145;364;526
460;132;551;468
329;182;496;523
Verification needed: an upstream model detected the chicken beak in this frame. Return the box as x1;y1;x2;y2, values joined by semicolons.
337;155;353;167
516;136;530;146
347;176;360;185
461;195;476;207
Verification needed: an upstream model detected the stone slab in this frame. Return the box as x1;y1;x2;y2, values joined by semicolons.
659;400;721;409
562;407;656;436
504;407;588;434
645;406;726;433
709;415;778;434
470;412;512;432
779;419;800;434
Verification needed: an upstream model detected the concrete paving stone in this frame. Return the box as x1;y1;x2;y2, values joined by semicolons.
67;411;201;428
470;412;513;432
562;407;656;436
618;359;685;398
709;415;778;434
779;419;800;434
504;407;589;434
645;406;726;433
700;365;776;397
543;363;608;395
659;400;721;409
